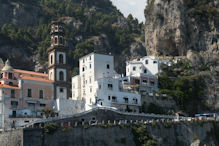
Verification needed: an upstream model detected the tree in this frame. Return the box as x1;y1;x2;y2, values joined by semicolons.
42;108;55;118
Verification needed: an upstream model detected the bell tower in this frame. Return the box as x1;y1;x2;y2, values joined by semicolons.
48;21;69;99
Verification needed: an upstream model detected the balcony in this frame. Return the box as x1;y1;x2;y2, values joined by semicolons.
9;115;42;118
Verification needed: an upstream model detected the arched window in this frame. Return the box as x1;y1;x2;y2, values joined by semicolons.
54;37;58;44
59;37;63;45
59;71;64;81
50;55;53;65
59;54;64;64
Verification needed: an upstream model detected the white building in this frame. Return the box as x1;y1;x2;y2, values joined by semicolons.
72;53;141;112
125;56;161;94
126;56;160;77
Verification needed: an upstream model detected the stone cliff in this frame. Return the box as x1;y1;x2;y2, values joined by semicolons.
144;0;219;113
145;0;218;60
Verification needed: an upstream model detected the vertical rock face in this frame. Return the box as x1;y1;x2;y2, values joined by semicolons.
145;0;219;57
0;1;40;28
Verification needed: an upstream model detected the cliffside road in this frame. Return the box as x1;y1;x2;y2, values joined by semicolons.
19;107;218;129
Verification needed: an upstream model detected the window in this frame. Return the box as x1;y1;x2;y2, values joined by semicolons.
11;89;15;98
124;97;129;103
99;85;101;89
82;67;85;72
108;84;113;90
59;71;64;81
60;88;63;93
59;37;63;45
27;89;32;97
107;64;110;69
39;90;44;99
90;87;92;93
50;55;53;64
40;104;46;107
150;81;155;86
89;64;92;69
89;77;92;83
144;69;147;74
9;82;13;86
153;61;157;64
28;103;35;109
142;80;147;84
12;111;16;118
135;79;140;84
83;59;85;63
11;101;18;108
133;98;138;104
108;96;111;100
133;66;136;71
112;96;117;102
59;54;64;64
145;60;148;64
89;56;91;60
55;37;58;44
9;73;13;79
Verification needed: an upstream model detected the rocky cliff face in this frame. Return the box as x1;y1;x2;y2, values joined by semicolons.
145;0;219;59
0;0;40;27
145;0;219;112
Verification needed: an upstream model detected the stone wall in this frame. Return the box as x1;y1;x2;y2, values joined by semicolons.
23;122;219;146
0;129;23;146
55;98;85;116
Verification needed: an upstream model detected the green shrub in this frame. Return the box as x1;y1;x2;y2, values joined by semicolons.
44;122;58;134
132;125;159;146
193;135;199;141
163;122;172;128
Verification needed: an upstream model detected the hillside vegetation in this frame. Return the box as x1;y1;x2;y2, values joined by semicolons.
0;0;144;73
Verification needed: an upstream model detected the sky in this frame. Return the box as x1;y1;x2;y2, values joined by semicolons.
111;0;147;23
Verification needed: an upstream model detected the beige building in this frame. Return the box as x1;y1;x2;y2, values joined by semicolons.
0;60;54;129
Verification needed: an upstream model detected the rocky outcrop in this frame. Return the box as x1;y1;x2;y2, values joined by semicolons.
145;0;219;59
0;0;40;28
0;45;34;70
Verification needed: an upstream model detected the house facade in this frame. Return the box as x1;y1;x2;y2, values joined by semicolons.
72;53;141;112
0;60;54;129
124;56;160;94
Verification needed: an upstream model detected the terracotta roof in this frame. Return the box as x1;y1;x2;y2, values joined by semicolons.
14;69;48;77
21;76;54;83
0;84;20;89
